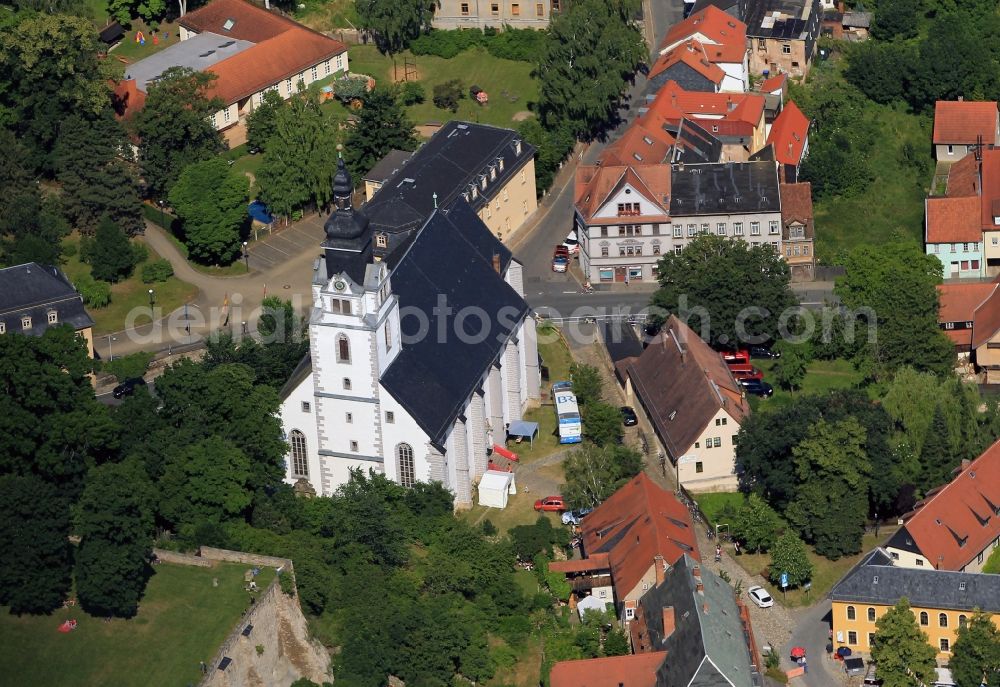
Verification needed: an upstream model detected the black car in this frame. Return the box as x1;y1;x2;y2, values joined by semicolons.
749;345;781;359
620;406;638;426
112;377;147;399
739;378;774;398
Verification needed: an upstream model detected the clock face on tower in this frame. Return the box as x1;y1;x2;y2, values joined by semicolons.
333;280;347;292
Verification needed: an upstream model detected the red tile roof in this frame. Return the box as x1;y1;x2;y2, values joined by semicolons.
645;81;765;132
925;196;982;243
937;282;996;324
979;149;1000;228
180;0;299;42
600;121;674;167
766;101;809;166
574;164;671;222
580;473;700;599
660;4;747;64
206;26;346;104
548;553;611;574
899;439;1000;570
933;100;998;145
550;652;667;687
972;287;1000;349
110;79;145;120
946;154;980;198
624;315;749;459
649;41;726;85
779;182;814;238
758;73;787;95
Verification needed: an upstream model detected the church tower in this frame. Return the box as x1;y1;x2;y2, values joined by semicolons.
321;155;372;285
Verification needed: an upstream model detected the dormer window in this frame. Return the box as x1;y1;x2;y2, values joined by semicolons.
490;166;497;180
21;316;31;330
471;185;478;199
480;176;487;190
375;233;388;248
498;157;504;172
514;139;522;156
47;310;58;324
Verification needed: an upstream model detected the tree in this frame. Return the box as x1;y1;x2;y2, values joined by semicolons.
343;87;418;179
583;402;623;446
517;117;575;195
133;67;224;197
918;403;953;494
735;494;782;554
159;436;252;529
787;418;871;559
0;474;72;614
604;629;630;656
767;531;812;588
432;79;464;112
836;241;955;380
355;0;430;55
75;461;154;617
169;158;248;264
88;217;138;282
771;341;811;392
108;0;166;26
871;0;919;40
258;296;302;342
246;89;284;153
257;95;340;219
871;598;938;687
651;233;798;348
538;0;646;139
562;443;643;509
950;611;1000;687
569;363;603;406
54;113;143;236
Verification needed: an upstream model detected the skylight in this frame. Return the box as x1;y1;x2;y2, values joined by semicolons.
223;18;235;31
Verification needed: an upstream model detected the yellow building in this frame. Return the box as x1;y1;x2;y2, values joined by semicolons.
830;549;1000;661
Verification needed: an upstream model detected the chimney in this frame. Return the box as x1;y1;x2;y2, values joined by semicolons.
961;458;971;470
702;601;710;613
692;563;701;580
958;95;964;102
654;555;665;586
662;606;676;639
492;253;501;273
696;581;705;594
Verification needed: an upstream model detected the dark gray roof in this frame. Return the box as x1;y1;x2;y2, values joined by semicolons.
842;11;871;28
0;263;94;338
380;201;527;447
670;161;781;216
363;149;414;185
745;0;821;42
99;21;125;45
671;118;723;165
748;143;776;162
602;319;645;364
279;351;312;400
691;0;747;18
362;121;536;237
829;549;1000;613
639;555;756;687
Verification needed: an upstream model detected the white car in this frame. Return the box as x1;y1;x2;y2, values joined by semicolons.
748;586;774;608
562;230;580;255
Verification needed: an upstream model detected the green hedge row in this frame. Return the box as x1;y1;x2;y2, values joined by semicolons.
410;27;546;62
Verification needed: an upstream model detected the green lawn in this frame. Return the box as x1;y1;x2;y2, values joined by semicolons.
984;545;1000;574
693;492;746;527
751;358;864;411
108;21;183;77
0;562;265;687
61;234;198;337
347;44;538;129
295;0;359;32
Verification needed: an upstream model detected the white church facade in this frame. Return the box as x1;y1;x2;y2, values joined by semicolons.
279;158;541;507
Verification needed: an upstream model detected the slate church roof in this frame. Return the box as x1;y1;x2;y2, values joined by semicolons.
0;263;94;338
379;201;526;447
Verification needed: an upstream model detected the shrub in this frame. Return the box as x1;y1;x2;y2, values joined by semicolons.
400;81;425;105
74;275;112;308
485;28;546;61
411;29;485;58
433;79;464;112
141;258;174;283
333;74;370;104
102;351;153;382
480;519;497;536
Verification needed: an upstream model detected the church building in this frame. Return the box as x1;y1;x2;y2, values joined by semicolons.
279;157;541;506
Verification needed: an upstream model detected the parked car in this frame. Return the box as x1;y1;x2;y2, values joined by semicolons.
747;586;774;608
113;377;147;399
534;495;566;512
562;231;580;255
749;345;780;359
721;349;751;366
552;255;569;272
730;365;764;381
739;378;774;397
562;508;593;525
863;664;884;686
844;658;866;676
620;406;638;426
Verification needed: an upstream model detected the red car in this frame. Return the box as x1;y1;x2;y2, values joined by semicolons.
534;495;566;512
731;365;764;381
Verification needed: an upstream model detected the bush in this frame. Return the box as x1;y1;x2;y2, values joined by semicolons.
400;81;425;105
102;351;153;382
485;28;546;61
411;29;485;58
89;218;138;283
333;74;371;104
141;258;174;283
433;79;465;112
410;28;542;61
74;275;112;308
480;519;497;536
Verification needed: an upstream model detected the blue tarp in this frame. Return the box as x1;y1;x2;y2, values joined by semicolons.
507;420;539;446
248;201;274;224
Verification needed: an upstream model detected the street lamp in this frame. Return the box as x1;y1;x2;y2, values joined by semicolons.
107;335;116;361
242;241;249;271
148;288;155;307
158;199;165;228
242;320;248;335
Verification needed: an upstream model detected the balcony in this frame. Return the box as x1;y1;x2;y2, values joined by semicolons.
617;209;642;217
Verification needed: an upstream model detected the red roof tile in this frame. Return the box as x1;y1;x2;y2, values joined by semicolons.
660;4;747;64
946;154;980;198
945;328;973;347
550;652;667;687
649;41;726;85
937;282;996;324
600;121;674;167
779;182;814;238
180;0;299;42
899;439;1000;570
980;149;1000;228
933;100;998;145
110;79;145;120
574;164;671;222
972;287;1000;349
645;81;764;131
624;315;749;459
925;196;982;243
205;26;346;104
766;101;809;166
758;73;787;95
548;553;610;574
581;473;700;599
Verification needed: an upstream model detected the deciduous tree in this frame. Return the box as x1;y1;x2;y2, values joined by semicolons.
343;87;417;179
651;233;798;348
583;401;623;446
771;341;811;392
950;611;1000;687
569;362;603;406
871;598;937;687
735;494;781;554
871;0;918;40
355;0;430;55
245;89;284;153
767;531;812;588
159;436;252;529
88;217;137;282
562;443;643;509
169;158;248;264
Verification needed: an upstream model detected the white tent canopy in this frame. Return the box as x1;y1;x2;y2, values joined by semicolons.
577;594;609;619
478;470;516;509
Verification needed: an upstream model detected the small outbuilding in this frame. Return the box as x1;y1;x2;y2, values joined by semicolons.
478;470;516;509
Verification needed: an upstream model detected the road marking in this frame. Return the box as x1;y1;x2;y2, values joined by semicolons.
562;291;576;294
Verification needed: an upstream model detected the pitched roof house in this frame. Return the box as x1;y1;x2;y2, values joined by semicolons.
652;5;749;93
549;653;666;687
779;181;816;281
884;439;1000;572
550;473;700;618
114;0;348;146
744;0;823;78
619;316;750;492
936;281;997;350
932;99;1000;161
764;100;810;181
0;263;95;357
